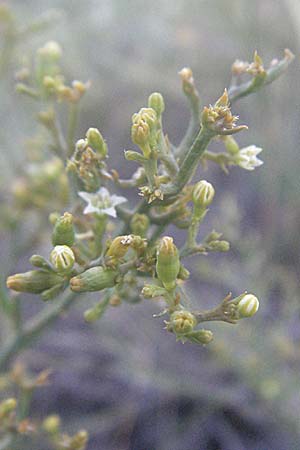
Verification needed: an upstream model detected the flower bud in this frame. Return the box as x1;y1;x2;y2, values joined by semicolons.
52;212;75;246
0;398;17;418
50;245;75;274
169;310;197;334
84;300;108;322
192;180;215;209
224;136;240;155
124;150;147;163
43;415;61;434
106;235;134;260
130;213;150;237
70;267;118;292
177;264;190;280
70;430;88;450
141;284;167;299
86;128;107;158
131;121;150;147
6;270;63;294
208;240;230;252
237;293;259;318
133;108;157;128
186;329;213;345
156;237;180;290
148;92;165;117
29;254;52;270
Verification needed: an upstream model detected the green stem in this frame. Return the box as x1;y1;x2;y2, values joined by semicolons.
0;291;76;372
186;208;207;248
175;80;200;163
67;103;79;158
162;127;215;198
228;50;294;104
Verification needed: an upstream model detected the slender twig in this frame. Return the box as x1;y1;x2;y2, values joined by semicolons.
67;103;79;158
162;127;215;198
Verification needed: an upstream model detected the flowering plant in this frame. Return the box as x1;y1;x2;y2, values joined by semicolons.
0;5;294;447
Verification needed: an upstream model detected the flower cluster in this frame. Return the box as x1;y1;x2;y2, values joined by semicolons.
4;44;294;369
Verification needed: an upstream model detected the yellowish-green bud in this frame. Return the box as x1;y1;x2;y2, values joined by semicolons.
224;136;240;155
133;108;157;128
49;212;60;225
208;240;230;252
0;398;17;416
50;245;75;274
186;329;213;345
29;254;52;270
43;75;56;89
70;430;88;450
131;120;150;147
169;310;197;334
70;267;118;292
52;212;75;246
84;299;109;322
43;415;61;434
177;264;190;280
156;236;180;290
237;293;259;318
130;213;150;237
106;235;134;259
192;180;215;209
6;270;63;294
124;150;147;163
86;128;107;158
148;92;165;117
141;284;167;299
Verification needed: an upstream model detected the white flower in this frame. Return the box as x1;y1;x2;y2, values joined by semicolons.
78;187;127;218
236;145;263;171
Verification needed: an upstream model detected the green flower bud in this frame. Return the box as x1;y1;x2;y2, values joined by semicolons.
141;284;167;299
70;267;118;292
177;264;190;280
186;329;213;345
43;415;61;434
237;293;259;318
156;236;180;290
124;150;147;163
52;212;75;246
6;270;63;294
130;213;150;237
148;92;165;117
133;108;157;128
223;136;240;155
84;300;108;322
208;240;230;252
70;430;88;450
106;235;134;260
50;245;75;274
29;254;52;270
169;310;197;334
0;398;17;419
192;180;215;209
131;120;151;147
86;128;107;158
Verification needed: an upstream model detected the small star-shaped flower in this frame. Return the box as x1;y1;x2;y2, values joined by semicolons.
78;187;127;218
235;145;263;171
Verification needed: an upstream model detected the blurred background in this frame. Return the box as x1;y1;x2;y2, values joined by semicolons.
1;0;300;449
